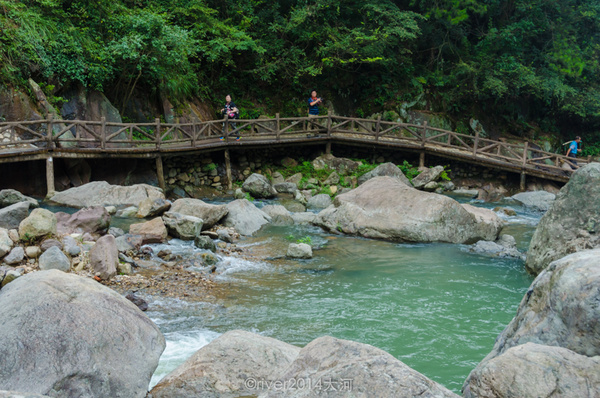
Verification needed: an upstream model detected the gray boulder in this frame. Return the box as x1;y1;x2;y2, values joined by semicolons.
291;212;317;225
526;163;600;274
0;229;14;258
358;162;411;187
194;235;216;252
3;247;24;265
0;391;51;398
0;270;165;397
115;234;143;253
0;189;38;209
412;165;445;189
89;234;119;280
170;198;228;230
273;182;298;194
285;173;303;185
312;154;361;175
322;171;340;185
453;188;480;198
307;193;332;210
511;190;556;212
223;199;271;236
315;177;502;243
49;181;164;208
261;205;293;226
162;212;203;240
149;330;300;398
0;202;30;230
136;197;171;218
129;217;168;244
465;249;600;392
287;243;312;259
38;246;70;272
242;173;277;198
62;236;81;257
464;343;600;398
261;336;459;398
470;235;524;260
18;209;57;241
55;206;111;236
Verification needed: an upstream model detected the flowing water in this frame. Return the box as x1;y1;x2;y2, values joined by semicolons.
146;198;540;393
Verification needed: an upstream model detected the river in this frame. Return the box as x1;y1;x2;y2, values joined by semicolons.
144;197;539;393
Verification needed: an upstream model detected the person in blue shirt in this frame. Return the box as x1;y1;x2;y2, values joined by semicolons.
566;136;582;165
307;90;323;131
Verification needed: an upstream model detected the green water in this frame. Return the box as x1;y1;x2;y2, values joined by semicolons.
148;210;536;393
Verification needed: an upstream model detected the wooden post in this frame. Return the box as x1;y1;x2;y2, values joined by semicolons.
47;114;54;149
156;155;166;192
276;113;280;141
472;130;479;156
100;116;106;150
325;142;332;155
224;114;229;142
520;172;526;191
327;114;332;137
375;115;381;142
419;152;425;169
421;121;427;148
46;156;55;198
520;141;529;191
155;118;161;149
224;149;233;190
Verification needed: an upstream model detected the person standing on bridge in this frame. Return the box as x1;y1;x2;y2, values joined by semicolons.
220;94;240;141
307;90;323;132
566;136;582;166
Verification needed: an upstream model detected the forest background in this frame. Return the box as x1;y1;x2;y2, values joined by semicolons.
1;0;599;154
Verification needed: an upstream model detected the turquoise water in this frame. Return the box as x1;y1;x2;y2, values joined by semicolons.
147;202;537;393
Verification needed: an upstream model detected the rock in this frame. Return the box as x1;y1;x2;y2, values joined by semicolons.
223;199;271;236
49;181;165;207
312;154;361;175
494;206;517;216
3;247;24;265
0;189;38;209
441;181;455;191
0;268;24;288
234;188;244;199
162;212;203;240
242;173;277;198
285;173;303;185
466;249;600;386
117;262;132;275
281;157;298;168
314;177;502;243
307;193;333;209
262;336;459;398
38;246;70;272
149;330;300;398
0;202;31;230
291;212;317;225
89;235;119;280
129;217;168;244
137;198;171;218
217;228;233;243
271;171;285;185
526;163;600;274
25;246;41;259
357;162;411;187
287;243;313;259
194;235;216;252
40;238;62;252
18;208;57;241
0;270;165;397
109;226;125;237
115;234;144;253
412;165;445;189
261;205;294;226
279;199;306;213
273;182;298;194
423;181;438;191
105;205;117;215
0;391;50;398
512;190;556;212
126;293;148;311
464;342;600;398
470;239;523;260
170;198;228;230
452;188;480;198
55;206;111;236
0;229;14;258
477;182;509;202
323;171;340;185
117;206;139;218
7;230;18;243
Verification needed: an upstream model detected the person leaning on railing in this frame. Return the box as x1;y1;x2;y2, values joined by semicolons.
220;94;240;141
307;90;323;132
565;136;582;166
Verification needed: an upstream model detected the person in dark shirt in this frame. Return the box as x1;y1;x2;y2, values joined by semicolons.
308;90;323;131
220;94;239;140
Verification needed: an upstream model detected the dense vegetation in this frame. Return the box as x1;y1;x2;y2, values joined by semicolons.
1;0;599;145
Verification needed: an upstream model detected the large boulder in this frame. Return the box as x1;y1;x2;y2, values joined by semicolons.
162;212;203;240
223;199;271;236
170;199;228;230
0;189;38;209
242;173;277;199
136;198;171;218
511;190;556;212
0;202;30;230
261;336;459;398
0;228;14;258
55;206;111;236
307;193;333;210
18;209;57;241
0;392;50;398
49;181;164;208
526;163;600;274
411;165;445;189
149;330;300;398
314;177;502;243
464;249;600;394
261;205;293;226
358;162;411;187
312;154;361;175
89;234;119;280
129;217;168;244
464;343;600;398
287;243;312;259
0;270;165;397
38;246;70;272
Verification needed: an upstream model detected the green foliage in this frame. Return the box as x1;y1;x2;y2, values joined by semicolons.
203;163;218;171
244;192;254;202
398;160;420;181
286;234;312;245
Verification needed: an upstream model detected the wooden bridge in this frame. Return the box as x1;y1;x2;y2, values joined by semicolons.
0;115;584;196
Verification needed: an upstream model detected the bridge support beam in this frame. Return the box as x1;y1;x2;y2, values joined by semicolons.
325;142;331;155
419;152;425;169
156;155;166;192
224;149;233;190
45;156;55;198
520;171;526;191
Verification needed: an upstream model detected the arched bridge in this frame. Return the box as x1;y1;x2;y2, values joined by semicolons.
0;115;584;195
